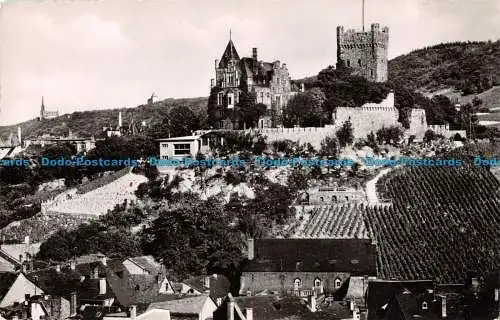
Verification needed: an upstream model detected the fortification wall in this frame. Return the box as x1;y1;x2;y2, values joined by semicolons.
333;92;398;138
246;126;338;150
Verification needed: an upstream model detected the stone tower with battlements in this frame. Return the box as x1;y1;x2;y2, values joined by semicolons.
336;23;389;82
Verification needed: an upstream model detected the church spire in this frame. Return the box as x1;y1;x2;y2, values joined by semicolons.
229;28;232;41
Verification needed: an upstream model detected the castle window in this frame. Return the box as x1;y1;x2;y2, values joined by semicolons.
422;302;428;310
334;278;342;288
332;195;337;202
228;95;232;105
294;278;301;290
346;60;350;67
217;92;223;105
358;59;362;67
260;92;264;102
320;197;324;202
371;70;374;77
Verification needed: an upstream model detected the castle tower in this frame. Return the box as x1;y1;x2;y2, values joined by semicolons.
336;23;389;82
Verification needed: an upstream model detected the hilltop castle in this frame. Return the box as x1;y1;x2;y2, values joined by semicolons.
39;97;59;120
336;23;389;82
210;35;296;129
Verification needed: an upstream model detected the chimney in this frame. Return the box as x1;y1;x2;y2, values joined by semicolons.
129;305;137;320
227;294;235;320
301;83;305;92
70;292;77;316
245;308;253;320
118;111;123;128
55;265;61;272
252;48;258;60
247;238;254;260
99;278;106;295
70;260;76;271
308;295;317;312
204;276;210;289
440;295;447;318
215;59;219;69
31;303;41;320
101;256;107;266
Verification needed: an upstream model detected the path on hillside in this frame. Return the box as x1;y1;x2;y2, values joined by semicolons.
365;168;392;203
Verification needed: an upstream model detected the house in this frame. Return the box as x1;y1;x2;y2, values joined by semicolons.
0;272;44;308
156;133;214;161
173;275;231;307
147;294;216;320
213;293;354;320
239;238;377;296
0;294;71;320
103;305;171;320
122;256;162;277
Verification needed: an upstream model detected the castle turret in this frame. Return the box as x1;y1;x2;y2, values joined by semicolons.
336;22;389;82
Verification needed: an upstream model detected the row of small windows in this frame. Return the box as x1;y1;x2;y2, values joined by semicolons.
217;92;239;105
292;277;342;290
319;196;349;202
173;143;191;155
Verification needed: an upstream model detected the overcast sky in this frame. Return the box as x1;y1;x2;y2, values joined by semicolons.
1;0;499;125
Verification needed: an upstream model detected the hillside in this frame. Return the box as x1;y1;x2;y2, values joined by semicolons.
389;40;500;95
0;97;208;139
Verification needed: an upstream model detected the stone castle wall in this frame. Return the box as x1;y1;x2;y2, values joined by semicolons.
333;92;399;139
336;23;389;82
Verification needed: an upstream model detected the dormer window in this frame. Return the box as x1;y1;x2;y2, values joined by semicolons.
294;278;301;290
314;278;322;288
335;278;342;288
422;302;428;310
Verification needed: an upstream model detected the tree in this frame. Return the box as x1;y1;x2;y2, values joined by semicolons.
167;106;201;137
287;168;308;192
319;135;339;158
236;91;265;129
283;88;326;127
336;119;354;148
423;129;437;143
376;126;404;145
141;198;243;278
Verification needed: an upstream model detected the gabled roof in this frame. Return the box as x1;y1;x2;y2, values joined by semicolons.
0;273;18;302
148;294;210;315
125;256;162;275
243;239;377;275
367;280;434;320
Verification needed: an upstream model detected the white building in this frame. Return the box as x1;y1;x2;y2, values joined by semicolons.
157;132;222;161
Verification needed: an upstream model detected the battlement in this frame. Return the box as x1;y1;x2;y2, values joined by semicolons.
336;22;389;82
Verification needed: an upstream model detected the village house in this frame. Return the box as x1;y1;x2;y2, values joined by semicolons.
103;305;172;320
0;272;44;308
147;294;216;320
239;238;377;297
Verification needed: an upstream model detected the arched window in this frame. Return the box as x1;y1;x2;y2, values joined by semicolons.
135;285;140;291
358;59;362;67
294;278;301;290
422;302;428;310
320;197;324;202
314;278;321;288
332;195;337;202
370;70;374;77
346;60;351;67
335;278;342;288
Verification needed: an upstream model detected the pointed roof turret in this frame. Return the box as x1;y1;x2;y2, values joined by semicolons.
219;31;240;68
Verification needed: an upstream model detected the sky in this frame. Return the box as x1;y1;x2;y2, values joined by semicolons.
1;0;500;126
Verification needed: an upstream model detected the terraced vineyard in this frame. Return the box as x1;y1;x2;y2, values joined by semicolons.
366;166;500;283
291;203;369;239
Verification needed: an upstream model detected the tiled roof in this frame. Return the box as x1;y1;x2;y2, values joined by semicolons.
219;40;240;67
181;276;207;294
148;294;209;315
243;239;377;275
366;280;434;320
0;273;18;301
126;256;162;275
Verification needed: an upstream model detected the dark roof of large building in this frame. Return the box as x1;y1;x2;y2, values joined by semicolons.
242;239;377;275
